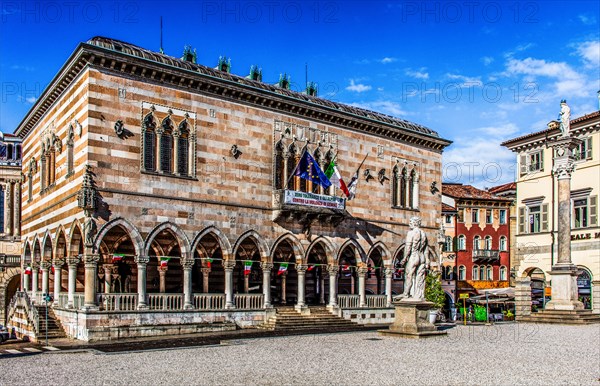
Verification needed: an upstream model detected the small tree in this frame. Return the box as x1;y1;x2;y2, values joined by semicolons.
425;271;445;309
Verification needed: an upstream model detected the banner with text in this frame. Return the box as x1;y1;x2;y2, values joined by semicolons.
284;190;345;210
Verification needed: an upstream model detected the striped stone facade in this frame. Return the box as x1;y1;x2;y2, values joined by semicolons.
13;37;450;340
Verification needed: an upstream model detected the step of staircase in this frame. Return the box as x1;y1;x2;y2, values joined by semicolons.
34;305;67;339
518;309;600;324
257;307;366;332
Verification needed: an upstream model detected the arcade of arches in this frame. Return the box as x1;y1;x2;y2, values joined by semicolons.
21;219;416;310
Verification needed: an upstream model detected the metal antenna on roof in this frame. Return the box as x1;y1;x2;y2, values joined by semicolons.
305;63;308;90
159;16;164;54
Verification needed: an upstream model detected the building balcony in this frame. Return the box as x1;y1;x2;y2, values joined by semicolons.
0;254;21;267
472;249;500;263
272;189;348;229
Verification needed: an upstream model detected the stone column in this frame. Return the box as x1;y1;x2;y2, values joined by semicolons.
201;268;211;293
66;256;80;309
155;128;164;173
223;260;236;309
13;180;21;237
514;276;532;319
103;265;113;293
83;255;100;310
281;273;287;304
135;256;149;309
357;266;368;307
31;262;39;301
158;266;167;293
244;271;249;293
319;272;326;304
545;136;584;311
182;259;194;310
327;265;339;308
296;264;307;310
261;263;273;308
173;131;180;175
4;182;12;236
384;268;393;307
23;269;30;292
53;259;65;306
40;261;51;296
592;280;600;314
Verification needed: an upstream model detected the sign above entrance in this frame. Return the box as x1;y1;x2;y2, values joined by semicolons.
284;190;346;210
459;293;469;299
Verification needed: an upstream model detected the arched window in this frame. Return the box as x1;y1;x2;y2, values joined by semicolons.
392;165;400;207
408;169;416;208
274;140;285;190
479;266;485;281
7;144;13;159
484;235;492;250
142;112;157;172
444;235;453;252
486;265;493;280
458;265;466;280
499;236;507;251
287;142;298;190
473;235;481;250
500;266;507;280
472;265;479;280
400;167;407;207
176;119;189;175
159;116;174;173
458;235;466;250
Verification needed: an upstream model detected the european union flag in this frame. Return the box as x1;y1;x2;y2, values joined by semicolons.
293;150;332;189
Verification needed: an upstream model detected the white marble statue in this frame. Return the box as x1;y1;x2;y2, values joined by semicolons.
395;216;429;301
559;100;571;137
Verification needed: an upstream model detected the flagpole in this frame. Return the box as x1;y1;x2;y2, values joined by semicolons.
284;146;308;190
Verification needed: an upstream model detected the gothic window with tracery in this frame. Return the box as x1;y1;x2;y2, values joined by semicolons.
159;116;174;173
177;119;189;175
142;112;157;172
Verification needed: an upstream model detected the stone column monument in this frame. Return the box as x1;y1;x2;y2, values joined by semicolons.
379;216;446;338
545;101;583;311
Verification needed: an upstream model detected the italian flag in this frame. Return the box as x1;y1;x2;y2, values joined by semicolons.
244;261;252;275
205;258;213;268
324;160;350;197
112;254;124;263
278;263;288;275
24;265;32;275
307;264;316;271
160;257;170;268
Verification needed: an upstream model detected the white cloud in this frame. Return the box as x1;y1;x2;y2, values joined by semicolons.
405;68;429;80
349;101;407;117
377;87;384;91
346;79;372;93
380;57;397;64
445;73;483;87
578;14;597;25
26;96;37;104
481;56;494;66
575;41;600;68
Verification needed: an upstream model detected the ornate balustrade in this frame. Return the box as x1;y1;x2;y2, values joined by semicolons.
234;294;264;309
147;293;183;311
193;294;226;310
97;293;138;311
337;294;389;308
337;294;359;308
366;295;388;308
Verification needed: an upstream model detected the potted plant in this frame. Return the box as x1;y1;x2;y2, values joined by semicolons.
425;271;446;323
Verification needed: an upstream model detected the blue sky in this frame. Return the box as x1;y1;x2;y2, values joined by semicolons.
1;1;599;187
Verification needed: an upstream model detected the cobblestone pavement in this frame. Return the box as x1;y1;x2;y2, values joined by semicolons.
1;323;599;385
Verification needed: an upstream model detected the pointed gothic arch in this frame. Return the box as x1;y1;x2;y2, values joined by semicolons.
143;222;191;260
232;230;269;262
270;233;305;264
93;217;144;257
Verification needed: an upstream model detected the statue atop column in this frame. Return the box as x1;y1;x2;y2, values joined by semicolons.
559;100;571;137
395;216;429;301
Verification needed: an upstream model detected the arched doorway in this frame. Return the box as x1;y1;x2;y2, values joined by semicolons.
271;239;298;306
306;241;329;305
193;232;225;294
233;237;262;295
577;267;592;309
97;224;136;293
146;228;184;294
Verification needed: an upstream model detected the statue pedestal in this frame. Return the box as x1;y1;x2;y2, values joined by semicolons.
545;264;584;311
379;300;446;338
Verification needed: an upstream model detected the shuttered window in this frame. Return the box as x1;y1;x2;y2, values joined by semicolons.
518;206;526;234
541;203;549;231
160;133;173;173
143;131;156;171
590;196;597;226
177;137;188;175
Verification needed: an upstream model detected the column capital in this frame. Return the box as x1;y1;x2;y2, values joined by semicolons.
83;254;100;266
260;262;274;271
357;266;369;276
296;264;308;274
201;267;212;275
327;265;339;275
102;263;114;272
134;255;150;264
181;259;195;269
223;259;237;270
53;258;66;267
31;260;40;269
553;159;576;180
67;256;81;266
40;261;52;270
384;267;394;277
158;266;168;273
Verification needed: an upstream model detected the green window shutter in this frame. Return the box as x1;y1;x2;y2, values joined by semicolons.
519;207;526;234
586;137;593;160
541;203;549;231
590;196;597;226
452;237;458;252
520;154;527;175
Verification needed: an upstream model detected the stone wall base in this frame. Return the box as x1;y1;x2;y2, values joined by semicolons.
338;307;395;325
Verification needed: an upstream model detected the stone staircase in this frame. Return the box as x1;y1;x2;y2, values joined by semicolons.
34;305;67;339
518;309;600;324
257;306;369;332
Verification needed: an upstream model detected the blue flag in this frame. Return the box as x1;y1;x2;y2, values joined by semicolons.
293;150;332;189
